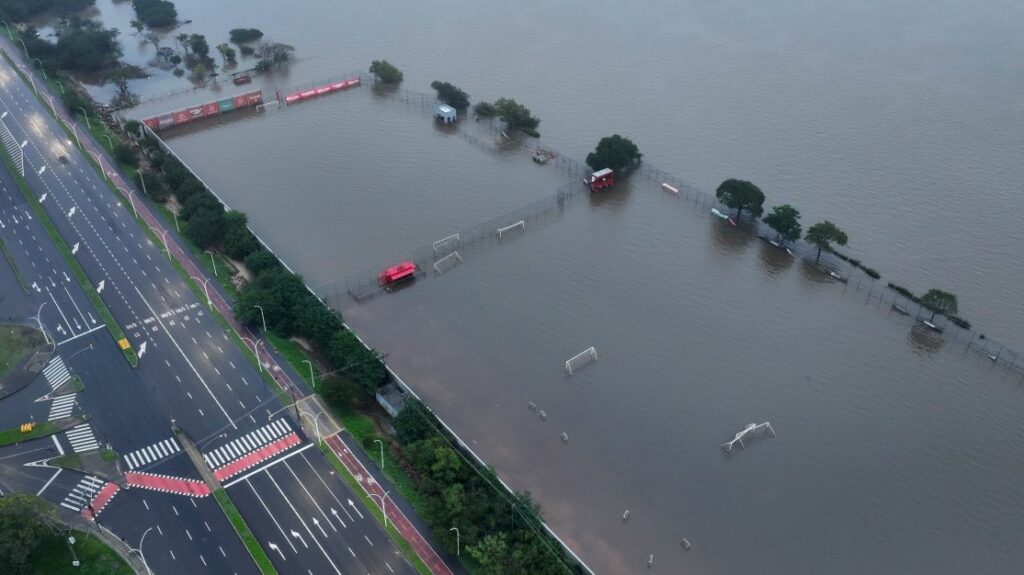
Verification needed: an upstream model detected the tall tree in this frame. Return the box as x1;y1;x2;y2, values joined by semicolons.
762;204;802;243
715;179;765;219
804;220;848;261
369;59;403;84
0;494;55;571
430;81;470;109
920;289;958;321
493;98;540;135
585;135;642;172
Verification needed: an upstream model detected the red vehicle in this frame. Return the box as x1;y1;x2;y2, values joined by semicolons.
378;261;417;286
233;75;252;86
587;168;615;191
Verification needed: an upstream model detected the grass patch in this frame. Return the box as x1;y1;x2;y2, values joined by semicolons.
52;453;83;471
265;333;313;387
0;236;31;293
0;130;136;368
99;448;119;463
319;443;432;575
212;488;279;575
0;323;46;380
71;376;86;392
30;528;132;575
0;421;60;447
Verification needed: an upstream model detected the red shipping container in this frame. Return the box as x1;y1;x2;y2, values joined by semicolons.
232;94;248;108
143;118;160;129
172;110;192;124
203;102;220;116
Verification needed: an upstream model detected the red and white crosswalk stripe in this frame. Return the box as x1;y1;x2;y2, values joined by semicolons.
123;437;181;469
202;419;292;469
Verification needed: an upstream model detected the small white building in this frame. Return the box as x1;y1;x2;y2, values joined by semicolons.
434;104;457;124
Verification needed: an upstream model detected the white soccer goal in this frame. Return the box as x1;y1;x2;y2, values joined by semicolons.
720;422;776;452
661;182;679;195
0;118;24;177
496;220;525;239
432;233;460;256
565;346;598;375
433;251;463;275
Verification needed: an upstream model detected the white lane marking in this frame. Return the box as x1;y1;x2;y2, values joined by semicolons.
222;443;313;488
244;478;297;553
266;472;343;574
134;286;236;428
55;323;104;346
36;468;62;496
63;285;89;327
283;460;337;532
48;289;76;335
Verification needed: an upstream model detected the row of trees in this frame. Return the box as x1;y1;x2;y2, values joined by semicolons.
131;0;177;28
0;0;92;21
20;18;122;73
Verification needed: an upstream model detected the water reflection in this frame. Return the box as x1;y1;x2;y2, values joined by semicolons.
757;241;794;277
907;322;945;355
709;217;753;254
587;183;632;210
797;260;834;287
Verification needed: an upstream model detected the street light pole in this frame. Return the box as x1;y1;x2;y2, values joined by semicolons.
301;359;315;388
373;439;384;471
102;134;113;150
32;58;46;80
242;336;263;373
18;37;27;57
0;21;12;41
77;107;91;130
369;491;390;528
131;527;154;575
32;303;51;347
153;228;170;260
54;80;65;95
118;187;137;218
253;305;267;333
450;527;460;556
190;276;212;307
204;250;218;276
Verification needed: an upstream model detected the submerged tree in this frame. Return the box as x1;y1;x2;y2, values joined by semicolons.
715;178;765;220
804;220;848;261
585;134;642;172
493;98;540;136
920;289;958;321
762;204;802;243
369;59;403;84
430;81;470;109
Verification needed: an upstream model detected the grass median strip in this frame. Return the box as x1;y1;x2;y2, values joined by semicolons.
319;443;432;575
0;236;31;294
213;488;279;575
0;148;136;367
0;421;60;447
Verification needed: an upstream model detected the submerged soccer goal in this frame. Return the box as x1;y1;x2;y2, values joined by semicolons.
432;233;460;257
496;220;525;239
565;346;598;375
433;251;464;275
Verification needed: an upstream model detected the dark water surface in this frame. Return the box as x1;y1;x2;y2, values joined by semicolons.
79;0;1024;572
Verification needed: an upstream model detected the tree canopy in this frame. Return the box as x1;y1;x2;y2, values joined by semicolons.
0;494;55;570
585;134;642;172
0;0;93;22
131;0;177;28
430;81;470;110
22;18;123;73
493;98;540;136
920;289;958;321
762;204;802;243
804;220;848;261
715;179;765;219
229;28;264;44
369;60;403;84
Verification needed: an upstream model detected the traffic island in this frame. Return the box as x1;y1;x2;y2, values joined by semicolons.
0;415;85;447
0;323;50;399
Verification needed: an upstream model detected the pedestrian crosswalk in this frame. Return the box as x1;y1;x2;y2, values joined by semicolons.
48;394;76;421
42;357;70;390
203;419;293;469
123;437;181;469
60;475;104;512
65;424;99;453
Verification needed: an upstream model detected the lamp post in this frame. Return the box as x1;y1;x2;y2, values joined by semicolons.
299;410;326;446
253;305;267;333
32;303;51;348
18;37;27;57
373;439;384;471
77;107;91;130
204;250;218;276
301;359;315;388
368;491;390;528
1;21;12;41
153;227;170;260
32;58;46;80
450;527;460;556
53;80;64;95
190;276;212;307
101;134;113;150
242;336;262;373
130;527;154;575
118;187;137;218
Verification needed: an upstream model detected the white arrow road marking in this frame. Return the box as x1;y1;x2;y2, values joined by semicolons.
71;242;79;255
31;282;40;293
138;341;147;358
330;508;347;528
40;193;47;203
56;325;66;335
311;517;328;538
62;272;70;283
87;312;96;325
289;529;307;549
96;279;105;293
37;165;45;175
346;499;364;520
67;206;76;218
20;140;27;148
267;542;286;561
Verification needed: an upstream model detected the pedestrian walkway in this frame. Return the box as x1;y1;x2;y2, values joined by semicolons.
124;470;211;497
48;394;76;420
64;423;99;453
212;432;301;482
202;418;292;469
42;356;70;390
82;482;120;520
123;437;181;469
60;475;105;512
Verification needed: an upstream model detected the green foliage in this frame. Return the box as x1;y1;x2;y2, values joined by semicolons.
920;288;958;321
21;19;122;73
131;0;177;28
112;142;137;168
585;134;642;172
320;374;365;409
221;210;259;260
244;249;281;277
229;28;264;44
715;178;765;219
28;528;132;574
187;33;210;59
0;0;93;22
179;189;221;220
255;41;294;71
493;97;540;135
369;59;403;84
212;489;279;575
429;81;470;109
59;86;93;115
170;54;182;65
216;43;237;65
473;101;498;117
324;330;386;394
239;44;255;57
762;204;802;243
0;494;54;571
804;220;849;261
184;206;225;248
394;399;434;446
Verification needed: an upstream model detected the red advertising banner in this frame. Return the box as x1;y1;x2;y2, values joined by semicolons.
202;102;220;116
142;89;263;131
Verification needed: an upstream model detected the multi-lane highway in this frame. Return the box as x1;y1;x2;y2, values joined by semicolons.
0;45;423;574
